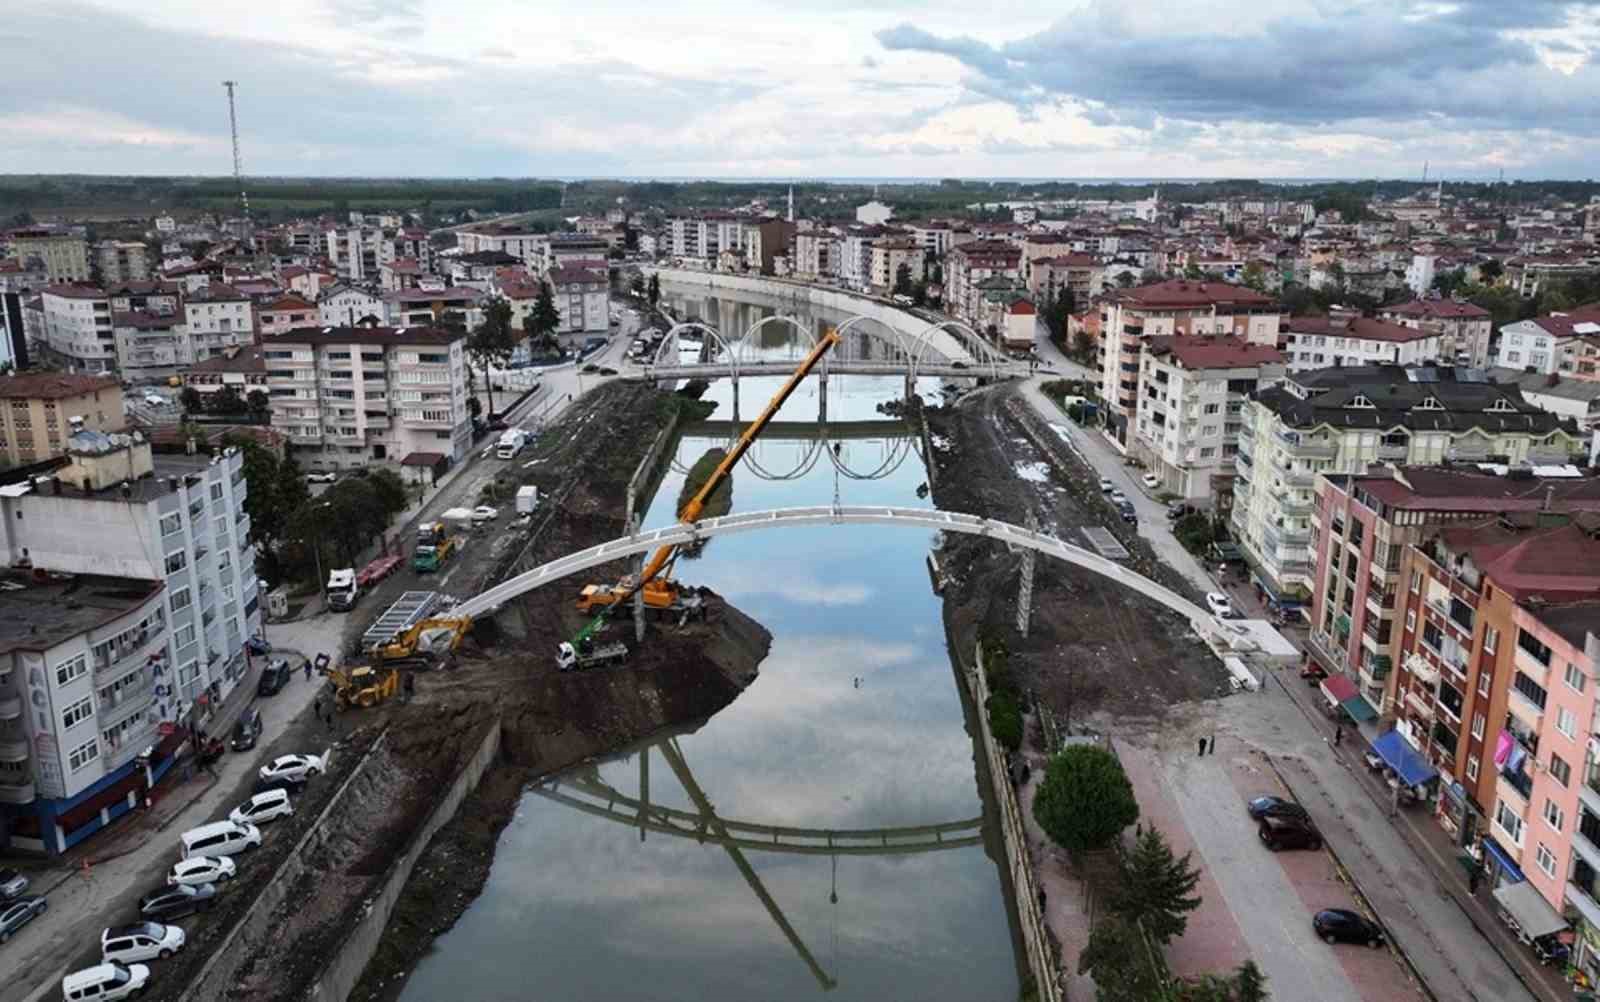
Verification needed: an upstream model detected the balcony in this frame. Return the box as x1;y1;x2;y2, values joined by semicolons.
1404;688;1435;719
1515;645;1551;685
1583;771;1600;821
94;628;165;677
1279;434;1338;459
0;781;34;805
1499;765;1535;806
1376;443;1409;461
1508;685;1546;728
1282;495;1314;516
97;676;154;719
0;694;18;721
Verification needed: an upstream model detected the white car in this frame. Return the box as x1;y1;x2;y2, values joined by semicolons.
168;856;236;887
62;963;149;1001
101;922;185;964
229;789;293;827
1110;490;1127;506
305;471;338;484
142;393;166;407
472;505;500;523
1142;473;1160;490
258;753;325;783
1098;478;1114;494
1206;592;1235;618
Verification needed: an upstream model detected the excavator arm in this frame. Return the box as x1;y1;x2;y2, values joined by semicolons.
575;326;842;638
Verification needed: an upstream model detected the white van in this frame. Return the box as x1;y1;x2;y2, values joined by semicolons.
228;788;293;827
62;963;150;1001
101;922;185;964
178;819;262;860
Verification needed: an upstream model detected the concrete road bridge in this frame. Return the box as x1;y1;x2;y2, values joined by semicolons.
672;422;921;482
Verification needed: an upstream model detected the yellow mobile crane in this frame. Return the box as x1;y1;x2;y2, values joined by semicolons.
561;326;842;669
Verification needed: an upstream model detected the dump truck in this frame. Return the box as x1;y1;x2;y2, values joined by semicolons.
496;428;527;460
413;521;458;573
556;639;629;671
326;568;359;612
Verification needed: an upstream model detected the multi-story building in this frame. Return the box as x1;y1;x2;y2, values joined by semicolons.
946;239;1022;326
907;222;955;260
36;285;116;374
549;265;609;336
543;236;610;275
836;227;884;292
792;230;838;282
181;345;267;403
317;284;385;328
1506;256;1598;298
263;324;472;469
324;224;381;282
1282;311;1443;370
1098;280;1279;444
1028;253;1103;306
1498;306;1600;376
741;221;795;277
182;284;255;361
0;435;259;854
1233;366;1581;610
1133;337;1284;500
382;287;484;331
5;229;90;284
667;214;743;265
1380;300;1494;368
0;373;123;468
456;225;548;268
92;241;150;284
868;238;924;295
255;294;317;339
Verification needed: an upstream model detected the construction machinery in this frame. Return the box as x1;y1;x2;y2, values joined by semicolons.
556;638;630;671
316;654;400;711
413;521;458;573
569;325;842;651
372;616;472;667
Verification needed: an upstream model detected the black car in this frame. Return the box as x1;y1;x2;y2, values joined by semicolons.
253;774;305;798
0;896;46;943
139;883;216;921
1118;503;1138;524
1258;814;1323;851
257;659;291;697
1313;908;1385;948
231;708;263;752
1247;796;1310;822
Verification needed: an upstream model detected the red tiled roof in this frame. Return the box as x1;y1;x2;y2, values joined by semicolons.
1523;304;1600;340
269;325;465;346
1354;468;1600;512
113;310;181;330
42;283;105;300
1437;522;1600;601
1113;279;1275;309
1144;335;1284;370
186;345;265;375
549;264;604;286
1383;299;1491;320
1036;253;1099;268
0;372;118;400
258;294;316;314
1285;314;1435;344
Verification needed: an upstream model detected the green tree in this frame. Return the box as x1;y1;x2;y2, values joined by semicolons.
1233;960;1268;1002
1033;744;1139;855
367;467;410;520
1078;916;1165;1002
647;272;661;307
1241;262;1267;293
1073;327;1095;364
1183;259;1202;280
894;261;914;297
985;689;1023;752
211;384;245;414
1120;271;1142;289
1113;827;1203;945
1478;259;1504;283
1040;288;1076;350
245;389;270;422
523;282;563;355
179;386;203;414
468;298;517;417
1431;268;1468;298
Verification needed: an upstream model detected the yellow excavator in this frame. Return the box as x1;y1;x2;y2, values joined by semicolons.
563;325;842;666
371;616;472;667
315;653;400;711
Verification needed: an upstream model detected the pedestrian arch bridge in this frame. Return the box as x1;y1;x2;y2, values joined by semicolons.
453;506;1243;655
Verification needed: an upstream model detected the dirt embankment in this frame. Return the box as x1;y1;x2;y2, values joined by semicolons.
924;386;1227;730
195;382;769;1002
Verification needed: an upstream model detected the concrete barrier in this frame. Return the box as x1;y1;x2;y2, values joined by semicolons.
306;721;502;1001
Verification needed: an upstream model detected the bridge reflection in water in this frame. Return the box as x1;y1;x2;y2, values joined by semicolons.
532;732;985;992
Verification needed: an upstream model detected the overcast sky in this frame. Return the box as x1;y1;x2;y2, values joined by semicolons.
4;0;1600;180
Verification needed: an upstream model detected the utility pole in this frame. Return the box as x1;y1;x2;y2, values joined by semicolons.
222;81;250;233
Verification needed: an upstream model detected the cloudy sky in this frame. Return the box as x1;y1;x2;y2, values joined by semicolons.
4;0;1600;179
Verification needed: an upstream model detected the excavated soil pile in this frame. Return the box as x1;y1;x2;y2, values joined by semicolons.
925;386;1227;728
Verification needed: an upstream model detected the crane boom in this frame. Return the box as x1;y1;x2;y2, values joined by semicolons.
574;326;841;636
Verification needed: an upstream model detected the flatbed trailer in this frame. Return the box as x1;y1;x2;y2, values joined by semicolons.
361;590;441;652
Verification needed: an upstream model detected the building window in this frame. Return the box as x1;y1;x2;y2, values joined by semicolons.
1544;798;1565;832
164;550;188;574
1406;610;1416;632
1466;754;1480;782
1484;626;1498;655
55;654;88;687
68;738;100;772
1559;707;1578;739
62;695;93;729
1566;663;1587;693
1411;570;1421;593
1471;713;1485;740
170;586;191;612
1495;799;1524;845
1536;842;1557;878
1478;670;1492;697
1518;628;1553;668
1551;754;1571;788
159;512;182;535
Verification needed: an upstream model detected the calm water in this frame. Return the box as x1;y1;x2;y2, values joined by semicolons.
398;294;1017;1001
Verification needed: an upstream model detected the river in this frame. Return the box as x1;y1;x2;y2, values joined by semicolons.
397;290;1019;1001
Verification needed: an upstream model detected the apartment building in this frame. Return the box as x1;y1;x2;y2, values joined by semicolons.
907;222;955;260
792;230;839;282
741;220;796;276
549;265;609;335
835;227;887;292
0;373;123;468
256;294;317;339
869;238;925;295
1098;280;1279;444
1133;337;1285;500
1381;300;1494;368
946;239;1022;326
456;225;548;268
92;241;150;285
181;346;267;402
324;225;381;282
182;284;255;361
317;284;385;327
544;235;610;275
1233;366;1581;610
1498;306;1600;376
0;436;259;854
263;325;472;469
1029;254;1103;306
6;230;89;284
382;287;484;331
668;214;743;264
36;285;116;374
1282;311;1443;371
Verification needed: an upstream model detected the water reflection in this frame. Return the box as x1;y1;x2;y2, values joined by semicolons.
397;305;1017;1001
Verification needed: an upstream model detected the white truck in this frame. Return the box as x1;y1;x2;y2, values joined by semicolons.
556;639;629;671
326;568;359;612
496;428;527;460
516;484;539;515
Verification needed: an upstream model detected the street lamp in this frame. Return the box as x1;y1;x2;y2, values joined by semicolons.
311;501;332;607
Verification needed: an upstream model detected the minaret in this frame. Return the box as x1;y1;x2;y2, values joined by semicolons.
787;185;794;223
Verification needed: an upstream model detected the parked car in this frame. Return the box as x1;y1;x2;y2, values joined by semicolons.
0;868;28;900
1313;908;1385;948
1118;502;1138;524
259;753;325;783
0;895;46;943
231;708;264;752
1109;489;1127;505
305;471;338;484
1258;814;1323;851
143;392;166;407
598;366;618;376
101;922;185;963
1098;478;1114;494
1141;473;1160;489
61;963;149;1001
253;775;306;798
257;659;292;696
1168;502;1199;521
138;883;216;921
484;418;509;432
244;635;272;656
471;505;500;524
1246;796;1309;821
178;820;261;860
168;856;236;887
1205;592;1234;618
228;789;294;828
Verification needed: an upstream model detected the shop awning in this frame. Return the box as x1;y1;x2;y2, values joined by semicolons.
1343;695;1379;723
1493;880;1569;940
1372;729;1439;788
1321;675;1358;706
1484;837;1527;884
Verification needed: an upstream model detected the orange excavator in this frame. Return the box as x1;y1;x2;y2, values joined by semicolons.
564;326;841;659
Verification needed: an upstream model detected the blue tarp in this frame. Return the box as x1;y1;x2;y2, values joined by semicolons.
1372;730;1440;788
